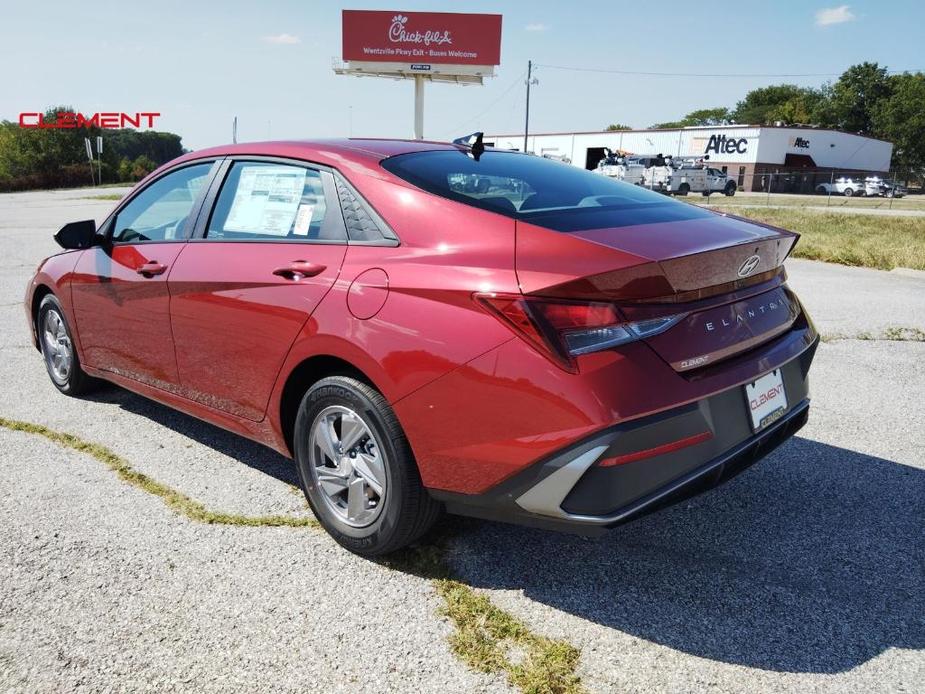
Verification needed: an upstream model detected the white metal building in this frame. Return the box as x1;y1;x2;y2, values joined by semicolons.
486;125;894;192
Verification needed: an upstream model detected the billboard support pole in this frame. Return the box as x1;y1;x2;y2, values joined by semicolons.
413;75;425;140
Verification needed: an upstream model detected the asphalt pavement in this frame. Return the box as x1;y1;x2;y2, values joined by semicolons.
1;188;922;693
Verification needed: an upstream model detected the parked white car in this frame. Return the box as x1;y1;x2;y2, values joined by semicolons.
815;177;866;197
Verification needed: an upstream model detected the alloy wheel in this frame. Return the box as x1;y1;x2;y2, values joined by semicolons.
308;405;387;527
42;309;72;383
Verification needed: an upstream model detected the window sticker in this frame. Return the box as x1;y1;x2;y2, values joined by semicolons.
293;203;315;236
224;166;307;236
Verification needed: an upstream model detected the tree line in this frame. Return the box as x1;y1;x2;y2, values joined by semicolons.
0;106;185;192
606;63;925;181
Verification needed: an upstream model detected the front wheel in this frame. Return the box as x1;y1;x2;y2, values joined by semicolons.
293;376;441;556
843;188;854;197
37;294;96;396
724;182;736;196
676;183;690;196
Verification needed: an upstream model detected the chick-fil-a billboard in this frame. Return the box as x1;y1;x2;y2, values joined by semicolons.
342;10;502;66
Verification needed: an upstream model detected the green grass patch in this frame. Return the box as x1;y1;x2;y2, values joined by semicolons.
0;416;317;528
718;208;925;271
2;416;586;693
82;193;124;201
386;542;585;694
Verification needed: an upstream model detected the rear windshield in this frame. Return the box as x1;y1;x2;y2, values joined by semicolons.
381;149;711;232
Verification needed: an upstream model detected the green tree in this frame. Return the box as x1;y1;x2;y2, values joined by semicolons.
873;72;925;180
131;155;157;180
650;107;730;129
829;62;892;134
733;85;824;125
681;107;731;126
605;123;632;131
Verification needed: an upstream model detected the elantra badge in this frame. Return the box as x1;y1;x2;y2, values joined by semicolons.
738;254;761;277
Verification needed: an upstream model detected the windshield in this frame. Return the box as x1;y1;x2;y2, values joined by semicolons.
381;149;712;232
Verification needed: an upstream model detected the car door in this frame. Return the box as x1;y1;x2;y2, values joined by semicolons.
70;160;217;390
167;158;348;421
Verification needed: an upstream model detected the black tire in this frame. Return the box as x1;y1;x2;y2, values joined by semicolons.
677;183;690;196
37;294;96;396
293;376;441;557
724;182;736;196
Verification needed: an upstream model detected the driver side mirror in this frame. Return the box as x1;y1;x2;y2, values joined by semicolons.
54;219;99;249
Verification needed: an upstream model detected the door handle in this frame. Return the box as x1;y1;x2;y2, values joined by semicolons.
136;261;168;277
272;260;327;280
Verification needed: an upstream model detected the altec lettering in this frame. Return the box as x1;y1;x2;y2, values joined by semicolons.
18;112;160;129
791;137;810;149
705;134;748;155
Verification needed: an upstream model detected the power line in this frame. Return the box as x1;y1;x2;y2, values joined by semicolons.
439;70;526;138
536;63;922;78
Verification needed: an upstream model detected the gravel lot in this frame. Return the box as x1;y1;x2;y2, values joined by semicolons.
1;188;923;692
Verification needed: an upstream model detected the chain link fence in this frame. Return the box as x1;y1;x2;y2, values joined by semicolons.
689;170;923;211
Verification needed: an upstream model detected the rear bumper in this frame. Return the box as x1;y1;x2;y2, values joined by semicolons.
431;339;815;534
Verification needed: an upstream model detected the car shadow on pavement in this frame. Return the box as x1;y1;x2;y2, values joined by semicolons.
84;386;300;488
81;386;923;674
444;436;925;674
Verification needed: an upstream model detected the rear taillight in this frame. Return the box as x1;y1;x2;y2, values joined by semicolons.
475;293;685;372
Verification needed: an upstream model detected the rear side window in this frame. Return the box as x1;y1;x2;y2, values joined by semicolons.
381;150;711;232
207;162;345;242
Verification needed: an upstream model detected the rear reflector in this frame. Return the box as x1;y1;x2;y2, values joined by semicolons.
598;431;713;467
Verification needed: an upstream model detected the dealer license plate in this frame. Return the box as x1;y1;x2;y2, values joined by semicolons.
744;369;788;432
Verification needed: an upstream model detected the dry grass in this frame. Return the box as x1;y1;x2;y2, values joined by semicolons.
718;208;925;271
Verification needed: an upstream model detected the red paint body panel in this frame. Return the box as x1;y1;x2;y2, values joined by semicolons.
167;242;347;420
71;244;186;390
25;138;817;506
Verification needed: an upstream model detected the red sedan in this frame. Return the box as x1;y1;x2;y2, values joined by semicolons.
25;138;817;555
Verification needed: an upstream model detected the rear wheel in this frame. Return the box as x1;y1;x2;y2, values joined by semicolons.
37;294;96;396
724;182;736;196
677;183;690;196
843;188;854;197
293;376;441;556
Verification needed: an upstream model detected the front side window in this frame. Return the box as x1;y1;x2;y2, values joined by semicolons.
207;162;343;242
381;150;711;232
112;163;213;243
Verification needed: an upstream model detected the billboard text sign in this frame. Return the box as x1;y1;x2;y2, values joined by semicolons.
342;11;502;66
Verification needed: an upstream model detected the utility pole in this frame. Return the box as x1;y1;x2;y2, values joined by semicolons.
523;60;537;154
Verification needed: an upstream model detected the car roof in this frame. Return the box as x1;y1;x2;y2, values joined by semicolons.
173;138;463;171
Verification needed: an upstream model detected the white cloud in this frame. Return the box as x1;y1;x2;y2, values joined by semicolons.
262;33;300;45
524;23;548;32
815;5;856;26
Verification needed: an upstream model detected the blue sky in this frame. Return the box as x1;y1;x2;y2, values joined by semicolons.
2;1;923;150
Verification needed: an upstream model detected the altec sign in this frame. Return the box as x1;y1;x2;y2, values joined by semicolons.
342;10;502;66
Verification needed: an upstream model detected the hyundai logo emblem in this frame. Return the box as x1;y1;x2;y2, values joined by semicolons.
738;254;761;277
